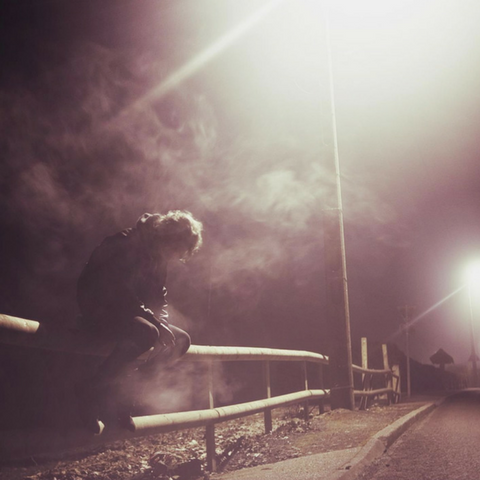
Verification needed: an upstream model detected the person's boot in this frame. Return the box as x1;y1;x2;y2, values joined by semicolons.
113;374;137;432
75;381;104;435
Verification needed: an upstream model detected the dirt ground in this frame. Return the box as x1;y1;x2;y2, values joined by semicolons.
0;401;424;480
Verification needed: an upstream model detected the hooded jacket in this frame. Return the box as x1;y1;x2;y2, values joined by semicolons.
77;214;169;329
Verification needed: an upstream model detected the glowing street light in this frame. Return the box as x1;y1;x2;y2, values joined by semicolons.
466;262;480;287
466;262;480;387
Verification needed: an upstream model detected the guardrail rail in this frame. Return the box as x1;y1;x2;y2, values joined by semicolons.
0;314;400;470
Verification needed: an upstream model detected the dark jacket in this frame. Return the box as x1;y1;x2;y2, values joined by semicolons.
77;226;169;330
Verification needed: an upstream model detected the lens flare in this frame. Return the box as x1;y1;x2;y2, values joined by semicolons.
114;0;285;122
388;285;465;342
409;286;465;327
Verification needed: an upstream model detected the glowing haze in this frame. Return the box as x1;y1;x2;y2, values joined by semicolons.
1;0;480;368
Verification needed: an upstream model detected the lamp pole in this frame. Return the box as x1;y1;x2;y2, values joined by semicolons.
398;305;415;398
320;5;354;410
468;282;479;387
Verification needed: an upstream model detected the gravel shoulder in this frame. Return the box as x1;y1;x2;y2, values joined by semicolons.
0;401;430;480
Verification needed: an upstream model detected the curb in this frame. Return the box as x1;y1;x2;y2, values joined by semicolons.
331;401;441;480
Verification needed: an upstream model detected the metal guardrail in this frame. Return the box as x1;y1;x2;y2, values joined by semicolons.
184;344;329;363
0;314;400;470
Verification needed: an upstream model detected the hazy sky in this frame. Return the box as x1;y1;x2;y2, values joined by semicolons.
1;0;480;367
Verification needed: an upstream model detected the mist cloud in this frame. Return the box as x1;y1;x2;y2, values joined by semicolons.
0;39;413;337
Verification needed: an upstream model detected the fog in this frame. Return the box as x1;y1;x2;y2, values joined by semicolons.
1;0;480;368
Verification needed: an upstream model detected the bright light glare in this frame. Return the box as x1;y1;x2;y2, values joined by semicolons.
466;262;480;286
314;0;467;125
114;0;284;122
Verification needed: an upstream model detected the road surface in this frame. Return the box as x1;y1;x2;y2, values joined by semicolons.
358;390;480;480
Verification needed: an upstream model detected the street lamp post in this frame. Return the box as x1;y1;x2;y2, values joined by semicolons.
467;282;479;387
398;305;415;397
320;6;354;411
465;262;480;387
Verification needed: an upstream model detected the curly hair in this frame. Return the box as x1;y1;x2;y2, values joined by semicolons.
137;210;203;259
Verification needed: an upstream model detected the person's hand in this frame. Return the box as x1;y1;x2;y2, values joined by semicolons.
158;323;176;347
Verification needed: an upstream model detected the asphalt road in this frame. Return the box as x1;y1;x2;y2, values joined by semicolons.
357;390;480;480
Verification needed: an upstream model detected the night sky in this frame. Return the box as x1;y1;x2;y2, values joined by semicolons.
1;0;480;367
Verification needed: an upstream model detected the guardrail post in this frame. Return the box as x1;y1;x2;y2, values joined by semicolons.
392;364;401;403
302;361;309;421
382;344;392;406
318;364;325;414
263;361;272;433
206;361;216;472
361;337;368;384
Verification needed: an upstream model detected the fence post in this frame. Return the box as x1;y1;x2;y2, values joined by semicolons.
318;363;325;414
359;372;370;410
382;344;392;406
263;361;272;434
382;343;389;370
206;361;216;472
361;337;368;384
302;361;309;421
392;364;401;403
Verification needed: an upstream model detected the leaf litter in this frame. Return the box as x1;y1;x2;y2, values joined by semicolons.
0;402;422;480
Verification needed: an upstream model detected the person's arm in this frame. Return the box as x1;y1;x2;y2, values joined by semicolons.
144;287;175;346
115;281;175;346
81;231;174;347
156;286;169;324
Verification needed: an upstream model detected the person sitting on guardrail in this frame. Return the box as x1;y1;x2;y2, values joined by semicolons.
75;210;203;434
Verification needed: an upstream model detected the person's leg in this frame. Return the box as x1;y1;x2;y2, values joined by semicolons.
93;316;160;383
133;325;191;418
78;316;159;432
112;322;191;430
170;324;192;356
